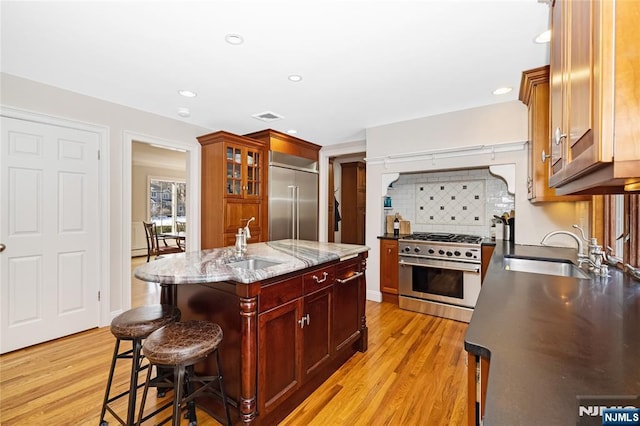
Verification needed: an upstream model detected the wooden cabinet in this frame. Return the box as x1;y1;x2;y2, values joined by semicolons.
519;66;591;203
333;257;364;351
256;256;367;418
341;162;366;244
302;287;332;378
198;131;267;249
549;0;640;194
379;238;399;303
480;244;495;283
257;283;332;414
258;293;303;414
244;128;321;161
467;353;490;426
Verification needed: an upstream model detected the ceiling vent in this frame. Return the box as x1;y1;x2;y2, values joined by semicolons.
252;111;284;122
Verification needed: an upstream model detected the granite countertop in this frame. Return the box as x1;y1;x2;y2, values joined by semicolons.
465;241;640;425
134;239;370;285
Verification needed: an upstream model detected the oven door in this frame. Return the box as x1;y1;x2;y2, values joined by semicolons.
398;256;481;308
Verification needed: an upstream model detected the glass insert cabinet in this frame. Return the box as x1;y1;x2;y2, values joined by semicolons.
225;144;263;199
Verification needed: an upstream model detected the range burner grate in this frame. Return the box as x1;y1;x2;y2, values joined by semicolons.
403;232;483;244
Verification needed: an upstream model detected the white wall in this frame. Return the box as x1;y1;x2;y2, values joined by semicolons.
3;74;590;312
363;101;590;302
1;73;212;320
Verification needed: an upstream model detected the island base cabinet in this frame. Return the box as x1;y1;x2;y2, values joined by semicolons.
257;285;333;416
302;287;332;378
333;257;365;352
174;253;368;425
258;299;302;415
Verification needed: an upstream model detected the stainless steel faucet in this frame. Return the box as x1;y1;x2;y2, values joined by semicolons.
541;225;609;276
540;230;586;257
236;217;255;257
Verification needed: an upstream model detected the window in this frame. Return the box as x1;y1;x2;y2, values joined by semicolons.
600;194;639;268
149;178;186;233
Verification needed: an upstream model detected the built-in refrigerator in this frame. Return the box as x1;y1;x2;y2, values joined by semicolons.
268;151;318;241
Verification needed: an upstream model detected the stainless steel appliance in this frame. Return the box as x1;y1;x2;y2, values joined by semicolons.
398;232;483;323
268;151;319;241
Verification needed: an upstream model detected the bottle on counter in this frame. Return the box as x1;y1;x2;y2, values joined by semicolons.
393;213;400;237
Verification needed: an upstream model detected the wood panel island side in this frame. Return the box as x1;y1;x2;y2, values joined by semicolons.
134;240;370;425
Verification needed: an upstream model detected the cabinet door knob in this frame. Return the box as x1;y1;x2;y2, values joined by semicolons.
554;127;566;145
0;243;5;253
541;150;551;164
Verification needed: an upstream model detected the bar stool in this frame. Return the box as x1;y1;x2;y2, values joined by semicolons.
100;304;181;426
137;320;232;426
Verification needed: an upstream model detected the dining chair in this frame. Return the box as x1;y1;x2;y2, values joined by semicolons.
143;222;184;262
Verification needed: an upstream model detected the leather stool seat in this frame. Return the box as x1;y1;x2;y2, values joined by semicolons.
100;304;181;426
137;320;231;426
142;320;223;366
111;305;182;339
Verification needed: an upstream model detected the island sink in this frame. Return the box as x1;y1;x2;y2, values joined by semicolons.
503;256;591;279
227;258;282;270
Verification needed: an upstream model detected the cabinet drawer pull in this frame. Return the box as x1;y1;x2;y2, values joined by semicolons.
312;272;329;283
336;271;364;284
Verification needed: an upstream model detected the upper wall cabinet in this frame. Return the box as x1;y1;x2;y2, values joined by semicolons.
549;0;640;194
519;66;590;203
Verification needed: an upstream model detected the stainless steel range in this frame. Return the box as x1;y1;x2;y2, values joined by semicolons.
398;232;483;323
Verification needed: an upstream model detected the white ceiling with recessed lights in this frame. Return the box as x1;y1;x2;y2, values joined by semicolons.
0;1;550;146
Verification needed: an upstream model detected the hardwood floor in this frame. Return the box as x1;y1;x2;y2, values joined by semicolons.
0;258;469;425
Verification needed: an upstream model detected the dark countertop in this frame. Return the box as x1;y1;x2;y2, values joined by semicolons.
465;241;640;425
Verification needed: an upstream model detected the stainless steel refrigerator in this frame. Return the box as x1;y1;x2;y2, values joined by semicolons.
268;151;318;241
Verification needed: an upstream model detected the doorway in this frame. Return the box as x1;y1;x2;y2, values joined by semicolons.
122;132;200;313
131;142;187;259
327;153;366;244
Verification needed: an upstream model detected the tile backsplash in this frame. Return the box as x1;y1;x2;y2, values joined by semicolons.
385;168;514;237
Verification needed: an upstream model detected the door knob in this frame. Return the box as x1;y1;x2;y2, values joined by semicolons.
0;243;5;253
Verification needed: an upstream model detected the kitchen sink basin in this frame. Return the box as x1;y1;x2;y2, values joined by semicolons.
503;256;592;279
227;258;282;270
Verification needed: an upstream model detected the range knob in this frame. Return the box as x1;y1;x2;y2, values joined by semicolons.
454;250;461;257
428;248;435;254
414;247;421;253
403;247;411;253
446;251;453;257
465;251;473;257
438;249;445;255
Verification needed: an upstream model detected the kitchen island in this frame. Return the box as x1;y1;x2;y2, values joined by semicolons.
465;241;640;425
135;239;369;425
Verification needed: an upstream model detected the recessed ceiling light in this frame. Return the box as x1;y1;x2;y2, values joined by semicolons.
287;129;298;135
177;107;191;117
288;74;302;82
178;90;197;98
535;29;551;44
493;87;513;95
225;33;244;45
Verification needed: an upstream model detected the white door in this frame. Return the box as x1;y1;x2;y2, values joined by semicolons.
1;117;100;353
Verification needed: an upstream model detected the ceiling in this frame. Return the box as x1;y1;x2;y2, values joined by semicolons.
1;1;550;147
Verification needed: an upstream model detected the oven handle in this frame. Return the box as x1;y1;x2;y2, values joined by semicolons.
399;259;480;274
